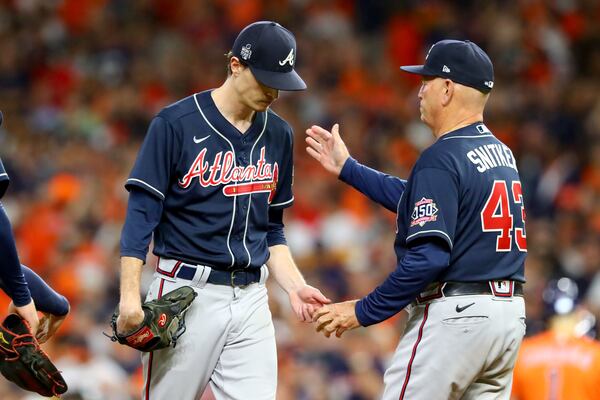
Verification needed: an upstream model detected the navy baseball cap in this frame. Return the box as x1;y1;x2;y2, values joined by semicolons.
400;40;494;93
232;21;306;91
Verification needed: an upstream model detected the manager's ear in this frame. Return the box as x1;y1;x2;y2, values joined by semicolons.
441;79;454;107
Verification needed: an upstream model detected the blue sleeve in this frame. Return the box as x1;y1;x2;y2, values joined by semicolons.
0;202;31;306
339;157;407;212
266;208;287;247
120;188;164;262
269;127;294;209
355;238;450;326
125;116;179;200
405;167;458;249
18;265;69;316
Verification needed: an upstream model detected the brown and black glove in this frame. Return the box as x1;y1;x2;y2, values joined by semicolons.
0;313;68;397
107;285;197;352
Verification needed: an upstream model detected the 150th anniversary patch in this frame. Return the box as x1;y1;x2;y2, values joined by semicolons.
411;197;439;227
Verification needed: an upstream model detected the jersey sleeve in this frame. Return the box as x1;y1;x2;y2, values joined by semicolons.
125;116;178;200
339;157;406;213
405;167;458;249
0;157;9;199
0;203;31;306
269;128;294;209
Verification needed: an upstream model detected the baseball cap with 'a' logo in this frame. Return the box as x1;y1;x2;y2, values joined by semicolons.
400;39;494;93
232;21;307;91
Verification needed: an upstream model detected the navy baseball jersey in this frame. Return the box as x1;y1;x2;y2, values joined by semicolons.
397;122;526;282
125;90;294;270
0;157;8;199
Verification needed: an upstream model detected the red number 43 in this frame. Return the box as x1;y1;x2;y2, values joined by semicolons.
481;180;527;252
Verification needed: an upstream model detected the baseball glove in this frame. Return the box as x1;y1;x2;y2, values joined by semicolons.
0;313;67;397
107;285;197;352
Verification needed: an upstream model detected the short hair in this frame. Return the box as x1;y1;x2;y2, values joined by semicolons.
225;51;233;75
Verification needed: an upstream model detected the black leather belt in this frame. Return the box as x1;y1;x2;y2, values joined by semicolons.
443;281;523;297
176;265;261;287
416;281;524;303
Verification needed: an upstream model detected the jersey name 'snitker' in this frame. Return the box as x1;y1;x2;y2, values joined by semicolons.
126;90;294;270
397;122;526;282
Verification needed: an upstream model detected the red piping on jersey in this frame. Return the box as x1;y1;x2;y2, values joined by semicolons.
145;278;165;400
156;259;182;278
399;303;430;400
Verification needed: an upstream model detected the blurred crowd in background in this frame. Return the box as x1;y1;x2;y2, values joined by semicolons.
0;0;598;399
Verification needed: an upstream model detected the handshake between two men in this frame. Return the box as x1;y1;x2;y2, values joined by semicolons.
289;285;361;339
289;123;364;338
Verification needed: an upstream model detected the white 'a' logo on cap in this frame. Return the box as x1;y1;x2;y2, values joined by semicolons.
279;48;295;66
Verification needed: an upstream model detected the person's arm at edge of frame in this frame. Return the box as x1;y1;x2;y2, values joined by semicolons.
0;202;38;334
265;208;331;322
118;188;163;334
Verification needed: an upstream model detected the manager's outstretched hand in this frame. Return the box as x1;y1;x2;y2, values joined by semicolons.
313;300;360;338
305;124;350;176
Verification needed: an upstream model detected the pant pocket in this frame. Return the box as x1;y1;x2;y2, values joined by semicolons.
442;316;489;326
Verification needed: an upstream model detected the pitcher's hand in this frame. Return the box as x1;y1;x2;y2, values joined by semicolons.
117;301;145;335
289;285;331;322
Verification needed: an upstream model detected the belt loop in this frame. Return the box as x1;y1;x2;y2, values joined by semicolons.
489;280;514;297
415;283;444;304
191;265;211;288
259;265;269;285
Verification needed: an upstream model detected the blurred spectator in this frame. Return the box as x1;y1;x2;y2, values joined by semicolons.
512;278;600;400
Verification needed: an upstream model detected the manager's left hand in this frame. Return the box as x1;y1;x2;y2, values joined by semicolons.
313;300;361;338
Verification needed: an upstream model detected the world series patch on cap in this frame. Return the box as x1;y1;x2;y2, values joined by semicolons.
400;39;494;93
232;21;307;91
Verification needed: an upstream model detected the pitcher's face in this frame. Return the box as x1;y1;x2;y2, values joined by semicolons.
234;66;279;112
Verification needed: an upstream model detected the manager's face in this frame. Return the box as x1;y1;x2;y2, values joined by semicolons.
418;76;449;129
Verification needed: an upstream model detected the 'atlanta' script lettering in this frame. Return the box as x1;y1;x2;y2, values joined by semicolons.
179;147;277;189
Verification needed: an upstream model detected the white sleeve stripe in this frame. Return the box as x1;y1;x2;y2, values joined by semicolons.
126;178;165;199
406;230;453;249
0;173;7;178
270;197;294;207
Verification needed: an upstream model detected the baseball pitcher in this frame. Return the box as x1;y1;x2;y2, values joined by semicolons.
117;21;330;400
